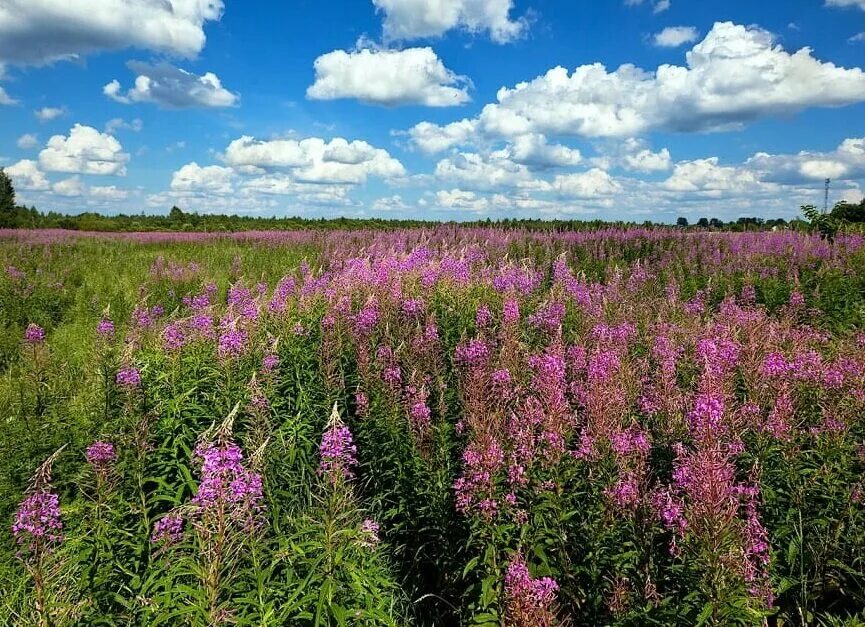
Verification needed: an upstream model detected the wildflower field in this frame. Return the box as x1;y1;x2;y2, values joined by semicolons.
2;226;865;626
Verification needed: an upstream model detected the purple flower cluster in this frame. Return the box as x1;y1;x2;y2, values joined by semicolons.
359;518;381;549
262;353;279;372
24;323;45;345
192;442;264;520
12;491;62;552
96;318;115;339
504;554;559;625
151;513;184;545
86;441;117;471
454;338;490;368
116;367;141;389
319;424;358;481
217;327;248;361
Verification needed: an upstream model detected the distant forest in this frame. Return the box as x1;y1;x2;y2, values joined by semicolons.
2;166;863;233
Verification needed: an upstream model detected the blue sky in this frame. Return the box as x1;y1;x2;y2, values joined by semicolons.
1;0;864;222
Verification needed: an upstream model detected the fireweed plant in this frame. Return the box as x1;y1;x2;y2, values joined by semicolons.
0;227;864;624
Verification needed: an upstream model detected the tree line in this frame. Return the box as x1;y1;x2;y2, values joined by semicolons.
2;167;862;233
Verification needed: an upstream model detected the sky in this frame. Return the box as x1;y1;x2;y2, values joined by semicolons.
1;0;864;223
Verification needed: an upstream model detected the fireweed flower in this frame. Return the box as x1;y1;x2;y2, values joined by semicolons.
217;328;247;361
96;318;115;339
355;390;370;417
475;304;493;328
502;298;520;324
454;338;490;368
261;353;279;372
116;367;141;389
319;422;358;481
359;519;380;550
24;323;46;345
162;322;186;352
86;441;117;473
12;492;63;553
192;441;264;526
504;554;559;626
151;513;184;545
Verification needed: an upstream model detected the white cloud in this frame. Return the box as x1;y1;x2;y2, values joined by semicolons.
241;175;352;205
552;168;622;198
104;62;239;109
372;194;411;211
0;0;224;65
826;0;865;9
5;159;50;190
89;185;129;200
171;162;234;194
105;118;143;134
620;138;672;171
625;0;671;13
0;86;15;105
434;151;534;190
653;26;700;47
372;0;527;43
746;137;865;183
39;124;129;176
662;157;765;194
501;134;582;168
435;188;490;210
850;32;865;42
308;46;471;107
406;118;478;153
415;22;865;142
52;176;86;197
17;134;39;149
223;136;406;184
35;107;67;122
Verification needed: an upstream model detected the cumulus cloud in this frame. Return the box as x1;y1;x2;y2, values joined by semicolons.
17;134;39;149
552;168;622;198
434;151;534;190
223;136;405;184
406;118;478;153
500;134;583;168
620;138;672;172
171;162;234;194
435;188;490;210
372;0;527;43
413;22;865;143
653;26;699;47
5;159;50;190
35;107;67;122
307;47;471;107
52;176;86;197
0;0;224;65
104;62;239;109
662;157;766;195
372;194;411;211
39;124;129;176
89;185;129;200
746;137;865;183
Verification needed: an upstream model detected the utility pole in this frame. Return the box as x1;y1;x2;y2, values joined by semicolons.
824;178;831;214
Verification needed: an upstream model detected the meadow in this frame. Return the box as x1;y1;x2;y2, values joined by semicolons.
1;226;865;626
